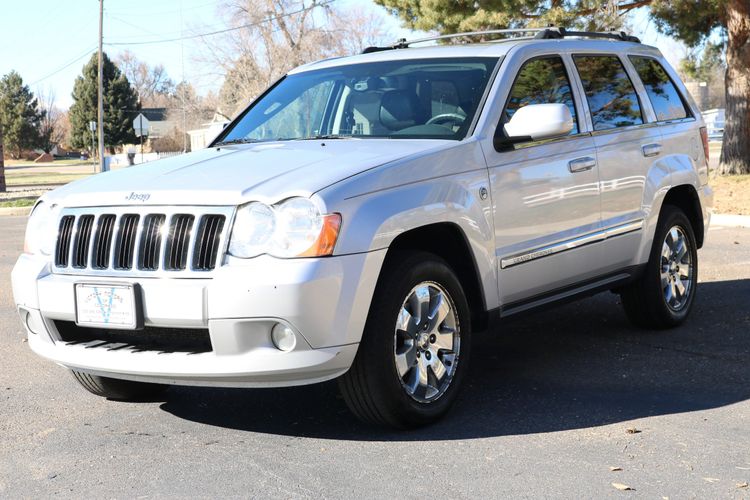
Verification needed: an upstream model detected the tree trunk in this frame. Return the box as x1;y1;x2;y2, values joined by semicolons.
718;0;750;175
0;127;6;193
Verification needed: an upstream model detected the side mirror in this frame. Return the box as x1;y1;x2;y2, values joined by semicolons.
494;103;574;151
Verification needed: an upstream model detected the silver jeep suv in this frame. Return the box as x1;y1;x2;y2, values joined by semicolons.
12;28;713;428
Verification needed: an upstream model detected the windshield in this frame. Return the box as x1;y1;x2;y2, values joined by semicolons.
215;57;499;144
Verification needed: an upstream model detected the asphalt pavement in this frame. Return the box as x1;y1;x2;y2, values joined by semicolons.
1;215;749;498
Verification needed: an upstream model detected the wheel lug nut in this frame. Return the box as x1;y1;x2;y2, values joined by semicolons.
425;351;431;360
429;334;436;343
416;351;420;358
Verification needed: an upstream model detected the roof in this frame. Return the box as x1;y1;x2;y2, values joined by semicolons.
139;108;169;122
289;38;662;75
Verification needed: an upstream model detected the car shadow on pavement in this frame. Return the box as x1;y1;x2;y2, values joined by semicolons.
159;278;750;441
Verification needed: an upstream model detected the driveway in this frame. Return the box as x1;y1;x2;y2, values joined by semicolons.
1;216;748;498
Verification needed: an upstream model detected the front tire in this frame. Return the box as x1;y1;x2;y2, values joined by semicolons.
620;205;698;329
71;370;168;401
339;251;472;428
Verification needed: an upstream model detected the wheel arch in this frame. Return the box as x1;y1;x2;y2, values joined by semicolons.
661;183;705;248
382;222;490;330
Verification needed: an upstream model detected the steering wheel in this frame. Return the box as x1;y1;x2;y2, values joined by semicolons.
426;113;467;127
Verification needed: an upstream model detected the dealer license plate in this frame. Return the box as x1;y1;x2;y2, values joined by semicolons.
75;284;139;329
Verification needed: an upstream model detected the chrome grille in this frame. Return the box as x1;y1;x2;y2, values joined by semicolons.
53;206;234;277
72;215;94;268
138;214;166;271
165;214;194;271
193;214;225;271
114;214;139;270
92;214;115;269
55;216;75;267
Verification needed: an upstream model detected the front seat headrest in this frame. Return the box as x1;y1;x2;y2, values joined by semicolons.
380;90;421;131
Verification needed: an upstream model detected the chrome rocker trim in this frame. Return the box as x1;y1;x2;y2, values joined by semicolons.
500;219;644;269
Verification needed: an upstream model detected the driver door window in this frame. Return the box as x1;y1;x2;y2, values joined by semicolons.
504;57;579;137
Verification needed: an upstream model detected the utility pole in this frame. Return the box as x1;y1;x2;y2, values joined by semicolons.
0;127;6;193
97;0;105;172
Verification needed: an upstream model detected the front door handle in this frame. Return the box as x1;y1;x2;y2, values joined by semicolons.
568;156;597;173
642;143;662;157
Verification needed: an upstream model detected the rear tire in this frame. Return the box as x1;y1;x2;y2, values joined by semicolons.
71;370;168;401
620;205;698;329
339;251;472;428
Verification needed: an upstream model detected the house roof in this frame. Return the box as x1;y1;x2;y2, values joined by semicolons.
139;108;169;122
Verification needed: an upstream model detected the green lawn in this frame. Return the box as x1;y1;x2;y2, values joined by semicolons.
4;172;92;186
5;158;91;167
0;198;36;208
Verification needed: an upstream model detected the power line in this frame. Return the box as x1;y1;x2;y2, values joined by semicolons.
103;0;336;46
27;46;98;86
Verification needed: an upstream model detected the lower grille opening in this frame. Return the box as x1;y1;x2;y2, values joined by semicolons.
54;321;212;353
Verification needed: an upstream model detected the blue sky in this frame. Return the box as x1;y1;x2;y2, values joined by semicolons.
0;1;685;110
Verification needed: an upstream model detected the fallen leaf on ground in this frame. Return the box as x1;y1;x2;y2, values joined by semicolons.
625;427;641;434
703;477;720;483
737;482;749;489
610;466;623;472
612;482;634;491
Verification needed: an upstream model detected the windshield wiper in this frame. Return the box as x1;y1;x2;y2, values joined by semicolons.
213;138;263;146
287;134;354;141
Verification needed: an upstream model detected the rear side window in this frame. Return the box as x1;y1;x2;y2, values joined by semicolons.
629;56;689;122
504;57;578;135
574;55;643;131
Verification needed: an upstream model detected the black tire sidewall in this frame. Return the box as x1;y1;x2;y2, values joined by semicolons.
644;206;699;325
358;251;472;427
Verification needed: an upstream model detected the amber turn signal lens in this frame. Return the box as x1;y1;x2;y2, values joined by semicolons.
299;213;342;257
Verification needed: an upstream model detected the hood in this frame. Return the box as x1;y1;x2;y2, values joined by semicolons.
46;139;451;208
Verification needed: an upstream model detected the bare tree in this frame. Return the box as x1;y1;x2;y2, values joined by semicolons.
36;87;66;153
198;0;391;116
115;50;176;107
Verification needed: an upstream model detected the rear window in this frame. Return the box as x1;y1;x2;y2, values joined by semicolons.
574;55;643;131
629;56;689;122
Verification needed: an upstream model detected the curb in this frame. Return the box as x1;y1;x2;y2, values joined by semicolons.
711;213;750;228
0;207;32;217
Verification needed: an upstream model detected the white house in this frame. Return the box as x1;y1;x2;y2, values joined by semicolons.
188;113;231;151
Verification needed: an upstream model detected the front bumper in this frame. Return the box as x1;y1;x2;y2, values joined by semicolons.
12;250;386;387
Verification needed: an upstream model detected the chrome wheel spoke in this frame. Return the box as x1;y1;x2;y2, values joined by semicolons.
679;266;690;280
396;307;416;336
428;292;451;332
674;277;686;297
395;343;417;378
429;353;447;381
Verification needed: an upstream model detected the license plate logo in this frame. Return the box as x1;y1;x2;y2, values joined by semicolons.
75;284;137;329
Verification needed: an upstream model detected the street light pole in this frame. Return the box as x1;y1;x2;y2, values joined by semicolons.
97;0;105;173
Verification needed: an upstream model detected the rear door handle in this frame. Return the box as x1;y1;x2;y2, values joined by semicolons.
642;143;662;157
568;156;597;173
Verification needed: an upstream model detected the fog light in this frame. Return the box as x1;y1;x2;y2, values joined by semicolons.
271;323;296;352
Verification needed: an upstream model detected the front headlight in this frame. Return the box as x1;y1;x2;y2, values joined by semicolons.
23;201;61;256
229;197;341;259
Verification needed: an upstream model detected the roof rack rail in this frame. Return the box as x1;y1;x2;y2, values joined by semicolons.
361;26;640;54
534;27;641;43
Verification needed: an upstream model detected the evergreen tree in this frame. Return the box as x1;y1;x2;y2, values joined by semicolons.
69;52;139;152
377;0;750;175
0;71;44;159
